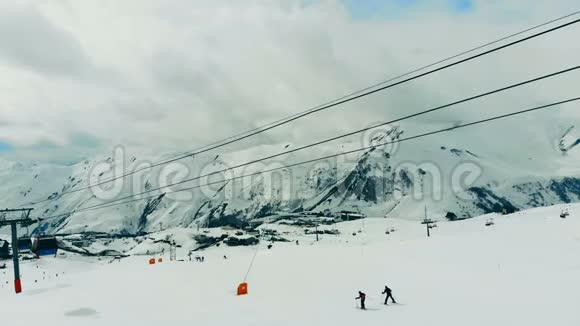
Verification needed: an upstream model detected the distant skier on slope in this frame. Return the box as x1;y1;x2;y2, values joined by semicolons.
382;285;396;305
355;291;367;310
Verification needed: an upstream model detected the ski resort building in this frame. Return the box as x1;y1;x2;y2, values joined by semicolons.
337;211;366;221
0;240;9;259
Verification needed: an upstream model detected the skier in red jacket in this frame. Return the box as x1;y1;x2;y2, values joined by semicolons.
355;291;366;310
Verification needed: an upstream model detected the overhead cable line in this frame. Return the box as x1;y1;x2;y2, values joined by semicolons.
33;96;580;221
49;66;580;210
22;12;580;207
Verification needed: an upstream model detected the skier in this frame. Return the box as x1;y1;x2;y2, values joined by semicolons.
382;285;396;305
355;291;366;310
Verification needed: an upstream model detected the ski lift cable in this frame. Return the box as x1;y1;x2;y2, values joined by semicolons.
242;217;269;283
33;97;580;219
33;96;580;221
242;245;260;283
21;12;580;207
36;65;580;211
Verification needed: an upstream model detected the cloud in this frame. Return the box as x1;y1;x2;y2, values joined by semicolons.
71;132;102;149
0;0;579;163
0;4;91;77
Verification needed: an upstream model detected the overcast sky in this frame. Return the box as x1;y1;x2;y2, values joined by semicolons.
0;0;579;163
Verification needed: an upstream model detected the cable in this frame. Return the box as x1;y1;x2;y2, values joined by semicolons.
37;96;580;219
33;97;580;221
22;12;580;207
242;229;263;283
52;66;580;209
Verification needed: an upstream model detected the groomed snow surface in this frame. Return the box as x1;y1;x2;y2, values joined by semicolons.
1;204;579;326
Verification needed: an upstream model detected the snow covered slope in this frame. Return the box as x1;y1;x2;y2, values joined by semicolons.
1;204;579;326
0;121;579;235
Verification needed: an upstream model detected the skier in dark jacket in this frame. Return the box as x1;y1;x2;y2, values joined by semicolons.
382;285;396;305
355;291;367;310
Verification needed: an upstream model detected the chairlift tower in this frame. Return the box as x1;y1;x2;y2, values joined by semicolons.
315;223;319;242
0;208;33;294
422;205;435;237
169;242;177;261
